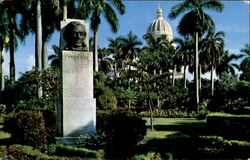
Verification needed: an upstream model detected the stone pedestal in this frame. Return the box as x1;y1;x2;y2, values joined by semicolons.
57;51;96;141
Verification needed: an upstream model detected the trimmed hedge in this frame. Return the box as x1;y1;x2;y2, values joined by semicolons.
0;145;63;160
207;113;250;140
139;109;197;118
55;144;102;158
97;109;147;158
42;144;103;159
3;110;57;148
4;110;47;148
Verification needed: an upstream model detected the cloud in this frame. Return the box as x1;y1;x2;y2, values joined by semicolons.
26;54;35;70
243;0;250;4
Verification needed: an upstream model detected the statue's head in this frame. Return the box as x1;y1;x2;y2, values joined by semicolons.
63;21;87;51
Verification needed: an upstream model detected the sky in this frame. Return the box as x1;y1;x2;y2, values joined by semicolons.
3;0;250;80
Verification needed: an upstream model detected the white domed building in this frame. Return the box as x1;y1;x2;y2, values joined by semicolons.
146;7;183;79
147;8;173;42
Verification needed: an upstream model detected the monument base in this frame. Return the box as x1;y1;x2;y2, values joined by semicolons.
55;137;86;146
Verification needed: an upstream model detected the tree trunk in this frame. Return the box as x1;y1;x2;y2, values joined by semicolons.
63;1;67;20
36;0;42;97
172;66;175;87
114;62;117;81
211;65;214;97
0;47;4;91
195;32;200;112
42;39;48;70
184;65;187;88
93;30;98;72
149;99;154;131
199;64;201;90
9;10;15;86
128;79;131;108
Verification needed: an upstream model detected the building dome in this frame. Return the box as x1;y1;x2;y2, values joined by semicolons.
147;8;173;41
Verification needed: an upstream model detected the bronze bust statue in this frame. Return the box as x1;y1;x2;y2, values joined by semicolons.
63;21;88;51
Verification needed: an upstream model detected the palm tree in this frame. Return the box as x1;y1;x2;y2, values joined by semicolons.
21;0;61;71
41;0;60;70
108;37;124;79
168;0;224;110
120;31;142;70
79;0;125;72
98;47;113;74
173;37;193;88
0;1;26;85
0;10;9;90
239;44;250;81
143;34;174;73
216;50;243;78
203;31;225;96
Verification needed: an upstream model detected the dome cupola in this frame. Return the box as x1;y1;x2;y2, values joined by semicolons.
147;8;173;41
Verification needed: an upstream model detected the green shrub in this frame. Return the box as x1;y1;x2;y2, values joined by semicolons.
139;109;196;118
4;110;47;148
98;90;117;110
55;144;101;158
115;87;138;108
207;113;250;140
209;80;250;113
197;101;209;120
98;108;147;158
197;136;250;159
95;74;117;110
42;110;57;143
0;145;64;160
15;98;50;111
0;104;6;113
1;68;59;112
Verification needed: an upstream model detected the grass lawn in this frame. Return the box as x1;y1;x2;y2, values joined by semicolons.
143;118;206;143
0;114;11;140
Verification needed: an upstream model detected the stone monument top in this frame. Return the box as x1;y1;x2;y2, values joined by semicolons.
63;21;88;51
60;19;89;52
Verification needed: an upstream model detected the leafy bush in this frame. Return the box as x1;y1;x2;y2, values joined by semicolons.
197;100;209;120
0;104;6;113
0;68;59;112
4;110;47;148
197;136;250;159
15;98;50;111
97;108;147;158
42;110;57;144
139;109;196;118
207;113;250;140
209;80;250;113
53;144;102;158
115;87;138;108
94;73;117;110
0;145;64;160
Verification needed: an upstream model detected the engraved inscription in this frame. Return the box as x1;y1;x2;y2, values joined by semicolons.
65;53;89;63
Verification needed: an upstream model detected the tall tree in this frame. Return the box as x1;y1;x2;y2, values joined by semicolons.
79;0;125;72
0;10;9;90
108;37;124;79
36;0;43;97
216;50;243;78
21;0;61;70
120;31;142;70
203;31;225;96
173;37;193;88
143;34;174;73
0;1;26;85
239;44;250;81
168;0;224;110
98;47;113;74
